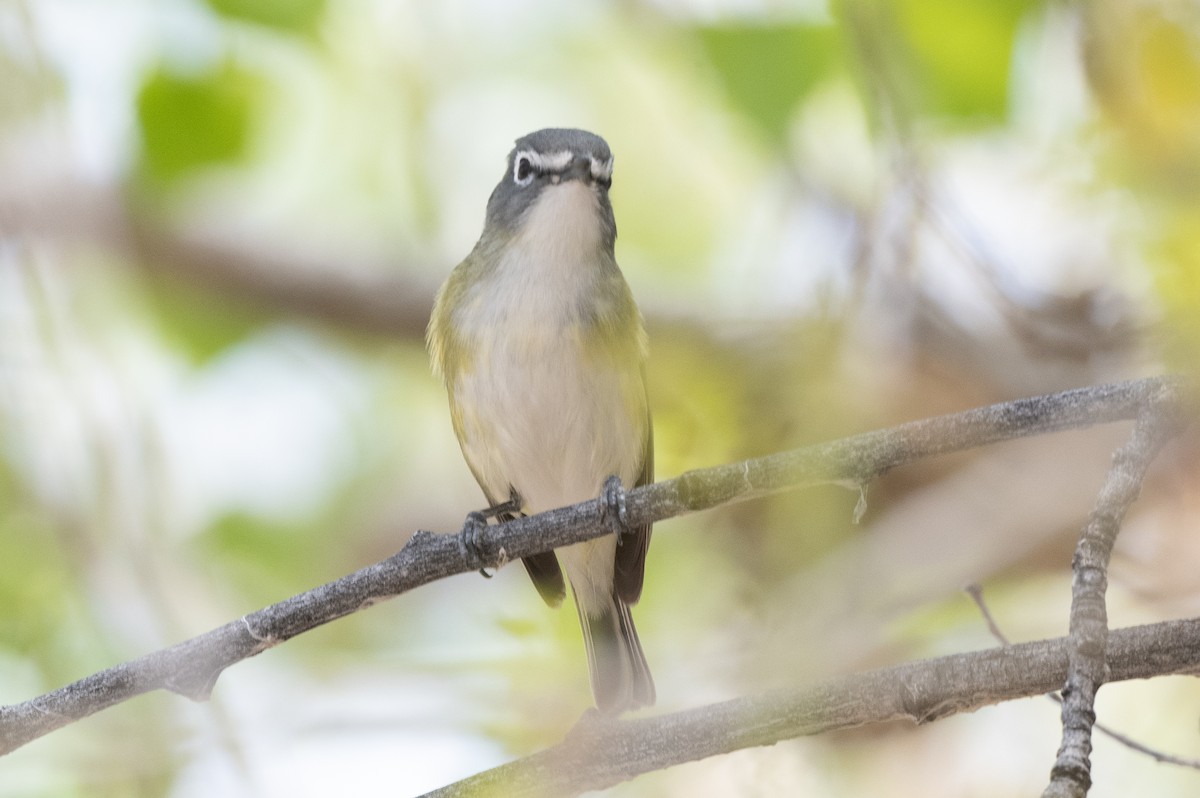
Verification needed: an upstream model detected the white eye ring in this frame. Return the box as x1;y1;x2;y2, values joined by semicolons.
513;153;536;186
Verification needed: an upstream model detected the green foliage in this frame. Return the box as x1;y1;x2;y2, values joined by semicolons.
695;2;1039;140
0;468;112;692
194;462;389;625
141;275;265;365
890;0;1039;122
198;511;333;608
695;22;846;143
1087;3;1200;186
135;61;258;185
1151;206;1200;373
0;489;70;655
204;0;327;34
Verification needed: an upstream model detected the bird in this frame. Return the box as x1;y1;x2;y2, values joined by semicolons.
426;128;655;713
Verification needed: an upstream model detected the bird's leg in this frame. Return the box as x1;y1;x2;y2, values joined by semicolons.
462;488;523;578
480;488;522;521
601;475;631;545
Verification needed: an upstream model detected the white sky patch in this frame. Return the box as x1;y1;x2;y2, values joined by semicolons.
167;662;512;798
643;0;830;23
158;327;370;535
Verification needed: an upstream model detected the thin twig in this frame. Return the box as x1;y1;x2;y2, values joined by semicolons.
965;584;1200;771
0;376;1185;757
964;583;1011;644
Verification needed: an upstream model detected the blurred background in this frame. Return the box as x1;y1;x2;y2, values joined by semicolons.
2;0;1200;795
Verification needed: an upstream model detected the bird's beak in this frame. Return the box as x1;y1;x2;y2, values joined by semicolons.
562;156;594;184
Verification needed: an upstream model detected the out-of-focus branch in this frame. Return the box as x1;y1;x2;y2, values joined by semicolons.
0;376;1184;757
0;173;437;337
0;173;716;345
127;218;438;338
424;618;1200;798
1043;404;1182;798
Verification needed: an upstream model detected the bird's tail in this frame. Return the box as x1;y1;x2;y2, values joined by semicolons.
577;591;655;713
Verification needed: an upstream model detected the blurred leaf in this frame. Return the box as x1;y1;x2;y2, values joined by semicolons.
143;275;265;364
1085;3;1200;186
1136;11;1200;141
695;22;845;143
1152;206;1200;372
200;512;323;605
203;0;326;34
891;0;1038;122
0;500;70;653
136;61;258;185
196;465;383;613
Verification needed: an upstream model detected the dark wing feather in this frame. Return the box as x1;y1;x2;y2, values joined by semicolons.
480;485;566;609
521;548;566;607
613;410;653;604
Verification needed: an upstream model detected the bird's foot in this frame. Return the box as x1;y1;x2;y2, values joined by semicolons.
461;511;493;579
481;489;521;521
462;489;523;578
601;475;630;544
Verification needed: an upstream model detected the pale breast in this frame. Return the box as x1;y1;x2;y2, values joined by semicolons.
451;320;647;516
448;181;647;513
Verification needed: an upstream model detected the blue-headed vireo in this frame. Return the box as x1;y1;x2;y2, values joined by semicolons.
427;128;655;713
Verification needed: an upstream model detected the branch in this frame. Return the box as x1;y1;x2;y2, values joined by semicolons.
966;584;1200;771
0;174;437;337
423;617;1200;798
1043;396;1183;796
0;376;1185;756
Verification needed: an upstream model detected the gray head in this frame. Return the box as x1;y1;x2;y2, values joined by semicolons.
483;128;617;249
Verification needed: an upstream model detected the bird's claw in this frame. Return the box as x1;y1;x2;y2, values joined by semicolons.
463;490;523;578
462;511;493;578
601;475;630;544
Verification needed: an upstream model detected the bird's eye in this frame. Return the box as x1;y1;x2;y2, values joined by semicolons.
514;156;535;186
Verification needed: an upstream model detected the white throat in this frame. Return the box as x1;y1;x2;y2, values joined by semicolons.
510;180;604;273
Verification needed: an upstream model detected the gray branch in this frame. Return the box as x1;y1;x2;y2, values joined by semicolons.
966;584;1200;772
0;376;1186;759
1043;388;1183;797
0;174;437;337
423;617;1200;798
